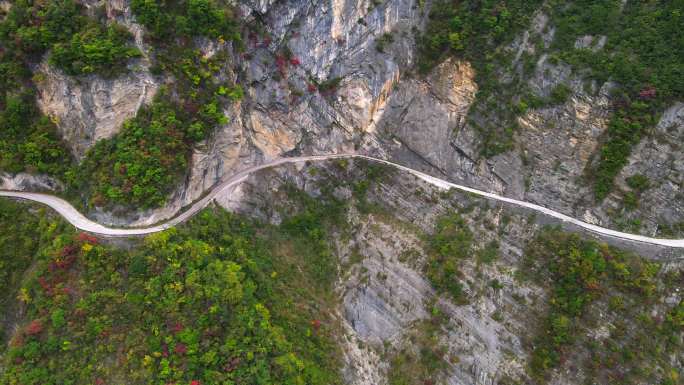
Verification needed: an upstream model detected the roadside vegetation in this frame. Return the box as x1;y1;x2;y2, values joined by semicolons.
0;200;71;346
0;196;344;384
523;227;682;384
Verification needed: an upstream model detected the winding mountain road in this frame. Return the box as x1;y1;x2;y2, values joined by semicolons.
1;154;683;248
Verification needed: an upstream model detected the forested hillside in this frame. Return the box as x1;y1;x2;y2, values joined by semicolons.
0;0;682;384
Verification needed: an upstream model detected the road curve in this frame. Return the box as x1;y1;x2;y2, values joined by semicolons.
1;154;683;248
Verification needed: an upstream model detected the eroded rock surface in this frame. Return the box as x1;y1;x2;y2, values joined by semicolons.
216;160;683;385
34;0;159;159
19;0;684;237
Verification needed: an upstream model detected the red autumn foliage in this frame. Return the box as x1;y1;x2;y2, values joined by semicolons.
171;321;184;333
76;232;99;244
585;281;601;291
10;334;24;348
74;308;87;319
307;83;317;93
38;276;53;295
174;343;188;355
26;320;43;336
289;57;300;66
224;356;241;372
60;244;78;257
51;254;77;271
639;86;656;99
275;55;288;75
190;381;201;385
95;378;106;385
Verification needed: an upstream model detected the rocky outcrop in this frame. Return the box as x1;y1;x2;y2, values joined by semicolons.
0;173;64;192
598;103;684;234
81;0;424;225
34;0;159;159
519;80;612;214
26;0;683;240
0;1;10;14
215;160;682;385
34;62;158;159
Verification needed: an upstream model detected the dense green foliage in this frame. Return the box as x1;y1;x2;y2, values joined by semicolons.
625;174;650;192
131;0;240;41
416;0;542;74
73;86;230;209
524;228;681;383
50;23;140;77
0;200;70;345
424;213;472;303
0;0;244;211
0;93;71;176
0;0;139;77
0;199;343;384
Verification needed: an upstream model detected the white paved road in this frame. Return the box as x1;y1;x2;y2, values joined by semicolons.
1;154;683;248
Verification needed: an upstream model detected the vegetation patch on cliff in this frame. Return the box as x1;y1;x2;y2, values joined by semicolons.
65;0;244;210
424;213;472;304
417;0;683;201
550;0;684;200
523;227;682;384
0;0;141;178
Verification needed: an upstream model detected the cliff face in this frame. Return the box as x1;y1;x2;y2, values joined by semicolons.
213;159;683;385
34;0;159;159
29;0;680;235
2;1;682;384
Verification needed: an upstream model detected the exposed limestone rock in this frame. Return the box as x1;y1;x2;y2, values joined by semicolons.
519;82;612;214
214;160;683;385
335;77;375;131
377;58;508;195
574;34;607;51
599;102;684;234
386;59;477;144
0;173;64;192
34;62;158;159
25;0;682;242
341;218;431;344
183;106;247;204
340;322;385;385
34;0;159;159
0;1;10;14
248;109;301;159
